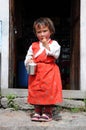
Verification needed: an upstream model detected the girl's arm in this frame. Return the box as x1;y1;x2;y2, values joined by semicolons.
24;45;34;66
45;40;61;59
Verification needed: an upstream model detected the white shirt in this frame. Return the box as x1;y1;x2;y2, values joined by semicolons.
24;40;61;66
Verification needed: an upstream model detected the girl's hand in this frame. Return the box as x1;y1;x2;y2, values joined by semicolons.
41;38;47;45
29;59;34;63
41;38;50;50
26;59;34;66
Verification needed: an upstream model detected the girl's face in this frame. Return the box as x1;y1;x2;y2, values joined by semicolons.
35;24;52;42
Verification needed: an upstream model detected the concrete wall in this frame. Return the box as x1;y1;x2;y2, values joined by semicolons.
0;0;9;88
80;0;86;91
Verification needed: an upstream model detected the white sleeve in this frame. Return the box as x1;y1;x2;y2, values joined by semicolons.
45;40;61;59
24;45;33;66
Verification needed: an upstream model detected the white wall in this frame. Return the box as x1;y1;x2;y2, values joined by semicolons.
80;0;86;91
0;0;9;88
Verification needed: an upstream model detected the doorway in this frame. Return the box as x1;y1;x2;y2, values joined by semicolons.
9;0;80;90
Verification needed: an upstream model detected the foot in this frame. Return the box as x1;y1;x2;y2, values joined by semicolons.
39;113;52;122
31;113;41;121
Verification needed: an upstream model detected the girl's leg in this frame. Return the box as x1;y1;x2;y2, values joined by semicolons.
43;105;53;117
34;105;43;115
39;105;53;121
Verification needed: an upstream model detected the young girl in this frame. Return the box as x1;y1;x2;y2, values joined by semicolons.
24;17;63;122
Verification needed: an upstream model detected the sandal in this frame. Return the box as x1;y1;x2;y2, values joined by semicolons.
31;113;41;121
39;113;52;122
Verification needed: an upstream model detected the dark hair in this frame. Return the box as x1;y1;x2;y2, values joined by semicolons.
33;17;55;36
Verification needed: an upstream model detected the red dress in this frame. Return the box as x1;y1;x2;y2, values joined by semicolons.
27;41;63;105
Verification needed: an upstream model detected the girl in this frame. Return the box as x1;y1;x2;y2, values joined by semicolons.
24;17;63;122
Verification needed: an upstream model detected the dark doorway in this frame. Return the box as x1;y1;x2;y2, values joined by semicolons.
11;0;80;90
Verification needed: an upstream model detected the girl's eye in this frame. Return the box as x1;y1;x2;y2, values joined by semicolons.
36;29;48;34
43;30;47;32
36;31;41;34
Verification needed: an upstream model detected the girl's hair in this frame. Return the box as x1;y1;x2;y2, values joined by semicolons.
33;17;55;36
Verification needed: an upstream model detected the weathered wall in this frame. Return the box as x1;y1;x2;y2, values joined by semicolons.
0;0;9;88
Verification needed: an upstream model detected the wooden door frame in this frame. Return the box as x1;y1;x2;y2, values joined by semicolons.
9;0;16;88
9;0;80;90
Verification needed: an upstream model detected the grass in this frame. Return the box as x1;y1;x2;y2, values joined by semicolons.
6;93;19;110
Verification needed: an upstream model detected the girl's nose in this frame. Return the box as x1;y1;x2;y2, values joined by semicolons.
41;32;45;36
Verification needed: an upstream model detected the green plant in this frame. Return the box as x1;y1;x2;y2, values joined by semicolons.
0;93;1;97
70;107;81;113
83;98;86;111
6;94;19;110
0;93;2;107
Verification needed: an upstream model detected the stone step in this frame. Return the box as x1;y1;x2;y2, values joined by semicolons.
0;109;86;130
